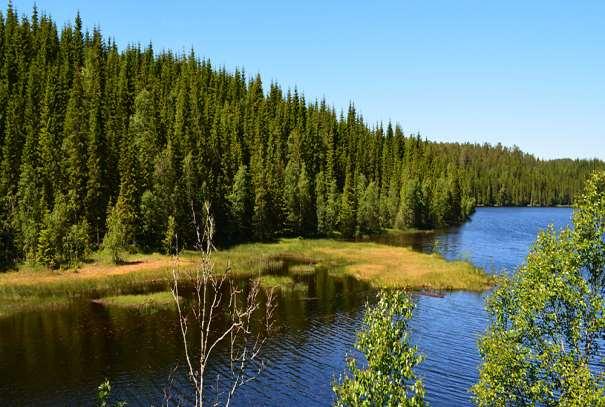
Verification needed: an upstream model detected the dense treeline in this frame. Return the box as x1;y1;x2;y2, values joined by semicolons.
443;143;603;207
0;5;602;268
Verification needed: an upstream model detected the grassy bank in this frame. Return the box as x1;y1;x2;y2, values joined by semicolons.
243;239;493;291
0;238;494;318
94;292;180;313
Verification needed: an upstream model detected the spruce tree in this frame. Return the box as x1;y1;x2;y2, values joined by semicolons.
131;89;159;191
16;163;43;262
297;163;312;235
83;39;107;246
139;190;163;251
283;158;299;234
395;178;421;229
227;164;251;241
38;67;62;205
0;97;23;198
339;165;356;238
315;171;328;235
358;181;380;234
62;71;88;215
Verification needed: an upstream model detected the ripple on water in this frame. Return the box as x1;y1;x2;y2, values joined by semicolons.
0;208;575;406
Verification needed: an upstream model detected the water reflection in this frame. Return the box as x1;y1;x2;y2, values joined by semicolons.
0;207;573;406
0;271;373;406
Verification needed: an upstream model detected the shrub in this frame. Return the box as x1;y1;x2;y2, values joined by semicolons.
333;289;425;406
473;171;605;405
63;221;90;267
103;198;130;264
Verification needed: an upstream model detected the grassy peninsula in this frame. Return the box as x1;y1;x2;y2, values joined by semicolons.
0;238;493;318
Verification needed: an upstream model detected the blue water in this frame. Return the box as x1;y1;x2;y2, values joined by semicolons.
410;207;573;405
0;207;573;406
431;207;573;273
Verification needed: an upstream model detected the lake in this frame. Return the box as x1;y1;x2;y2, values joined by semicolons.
0;207;573;406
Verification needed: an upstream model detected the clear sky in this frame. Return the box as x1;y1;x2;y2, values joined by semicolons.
9;0;605;159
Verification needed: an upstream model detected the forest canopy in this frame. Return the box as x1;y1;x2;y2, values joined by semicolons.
0;5;603;268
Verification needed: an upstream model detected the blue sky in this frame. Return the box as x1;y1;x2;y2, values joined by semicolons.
9;0;605;159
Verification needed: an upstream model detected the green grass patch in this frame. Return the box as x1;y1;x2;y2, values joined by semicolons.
0;266;174;318
0;297;69;319
257;275;308;293
288;264;316;275
94;292;179;313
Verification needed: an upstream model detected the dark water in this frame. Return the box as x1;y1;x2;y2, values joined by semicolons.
0;207;573;406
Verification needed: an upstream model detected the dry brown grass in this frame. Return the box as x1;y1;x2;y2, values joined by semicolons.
315;243;491;291
0;257;182;286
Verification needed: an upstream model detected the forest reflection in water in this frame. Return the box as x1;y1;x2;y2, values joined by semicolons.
0;207;574;406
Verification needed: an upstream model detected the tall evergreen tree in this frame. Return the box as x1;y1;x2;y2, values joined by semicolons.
227;164;252;241
0;6;601;267
62;71;88;215
358;181;381;234
83;35;107;246
339;164;356;238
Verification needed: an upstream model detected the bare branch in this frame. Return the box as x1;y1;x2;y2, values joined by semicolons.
171;200;276;406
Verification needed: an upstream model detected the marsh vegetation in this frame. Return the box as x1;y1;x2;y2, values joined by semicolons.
0;236;492;318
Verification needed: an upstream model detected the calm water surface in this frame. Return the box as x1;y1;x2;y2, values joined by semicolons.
0;207;573;406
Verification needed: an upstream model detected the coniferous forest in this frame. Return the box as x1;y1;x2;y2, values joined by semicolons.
0;5;603;269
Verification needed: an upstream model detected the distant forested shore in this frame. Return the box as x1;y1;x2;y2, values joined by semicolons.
0;5;602;268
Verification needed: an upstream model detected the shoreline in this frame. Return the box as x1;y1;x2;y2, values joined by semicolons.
0;238;495;318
